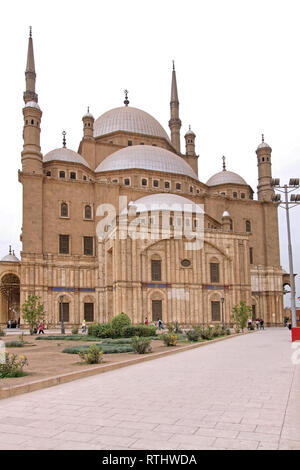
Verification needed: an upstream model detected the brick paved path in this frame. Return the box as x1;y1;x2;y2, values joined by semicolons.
0;328;299;450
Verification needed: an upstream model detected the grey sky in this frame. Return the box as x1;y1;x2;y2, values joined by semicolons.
0;0;299;307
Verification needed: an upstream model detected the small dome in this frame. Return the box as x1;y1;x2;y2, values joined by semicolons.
206;170;247;187
96;145;198;179
83;107;94;119
257;141;271;150
24;101;41;110
43;148;91;169
185;126;196;137
222;211;230;217
94;106;170;141
1;253;20;263
122;193;204;215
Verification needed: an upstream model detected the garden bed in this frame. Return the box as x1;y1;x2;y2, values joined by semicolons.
0;333;187;389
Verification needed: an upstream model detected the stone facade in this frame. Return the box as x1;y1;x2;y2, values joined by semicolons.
0;32;285;327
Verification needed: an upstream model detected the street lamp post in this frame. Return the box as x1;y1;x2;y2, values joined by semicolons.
59;295;65;335
272;178;300;330
221;297;225;330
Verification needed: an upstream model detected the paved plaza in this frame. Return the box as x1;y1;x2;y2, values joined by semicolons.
0;328;299;450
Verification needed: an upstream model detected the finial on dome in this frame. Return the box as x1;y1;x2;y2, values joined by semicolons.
87;106;90;113
124;89;129;107
9;245;12;255
62;131;66;148
222;156;226;171
29;26;32;38
262;133;264;143
172;60;175;71
189;125;191;131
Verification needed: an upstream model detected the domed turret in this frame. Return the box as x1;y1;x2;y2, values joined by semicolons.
1;246;20;263
256;134;273;201
82;107;94;139
184;125;196;156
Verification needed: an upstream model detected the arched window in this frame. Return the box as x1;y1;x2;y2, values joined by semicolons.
246;220;251;232
59;171;65;179
151;259;162;281
142;178;148;186
85;205;92;220
61;203;68;218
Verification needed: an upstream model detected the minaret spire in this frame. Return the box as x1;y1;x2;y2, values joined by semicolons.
24;26;38;103
169;61;181;153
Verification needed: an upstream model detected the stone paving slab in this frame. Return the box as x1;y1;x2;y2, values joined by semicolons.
0;328;299;450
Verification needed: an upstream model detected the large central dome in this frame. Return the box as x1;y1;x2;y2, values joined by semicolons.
94;106;170;141
95;145;198;180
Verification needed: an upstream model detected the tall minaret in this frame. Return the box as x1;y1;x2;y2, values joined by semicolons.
23;26;38;104
21;27;43;175
20;27;43;257
168;61;181;153
256;134;274;201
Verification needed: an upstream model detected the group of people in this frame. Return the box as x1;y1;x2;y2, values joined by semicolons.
6;318;20;329
144;317;164;330
248;317;264;330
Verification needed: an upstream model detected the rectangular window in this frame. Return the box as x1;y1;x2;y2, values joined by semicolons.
151;260;162;281
128;140;132;146
70;172;76;180
59;303;69;322
249;247;253;265
153;180;159;188
165;181;170;189
84;303;94;322
211;301;221;321
59;235;69;254
84;237;94;256
210;263;219;283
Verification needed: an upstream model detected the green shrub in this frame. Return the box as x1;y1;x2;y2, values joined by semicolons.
5;341;26;348
186;329;201;342
72;328;79;335
79;344;103;364
122;325;157;338
111;313;131;336
88;323;119;339
88;323;101;337
226;328;231;335
62;342;134;355
36;335;100;342
162;333;177;346
0;353;28;378
212;325;223;338
131;337;152;354
101;338;133;344
201;326;214;340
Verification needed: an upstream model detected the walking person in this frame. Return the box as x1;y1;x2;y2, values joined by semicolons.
38;321;45;335
82;319;86;334
247;317;252;330
158;319;163;331
144;317;148;326
260;318;264;330
255;318;260;330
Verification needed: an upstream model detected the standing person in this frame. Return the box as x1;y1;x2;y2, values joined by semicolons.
82;319;86;334
144;317;148;325
260;318;264;330
247;317;252;330
256;318;260;330
38;321;45;335
158;319;162;331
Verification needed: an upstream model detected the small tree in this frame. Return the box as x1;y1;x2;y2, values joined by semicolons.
21;295;45;335
232;301;252;333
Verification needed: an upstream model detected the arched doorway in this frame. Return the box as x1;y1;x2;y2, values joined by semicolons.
0;274;20;324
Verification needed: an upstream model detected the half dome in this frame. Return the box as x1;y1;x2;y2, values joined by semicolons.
206;170;247;187
43;148;91;169
123;193;204;214
1;253;20;263
95;145;198;180
94;106;170;141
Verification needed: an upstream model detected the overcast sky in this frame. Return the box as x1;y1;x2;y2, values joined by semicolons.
0;0;299;307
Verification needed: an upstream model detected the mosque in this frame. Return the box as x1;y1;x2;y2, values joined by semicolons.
0;30;287;327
